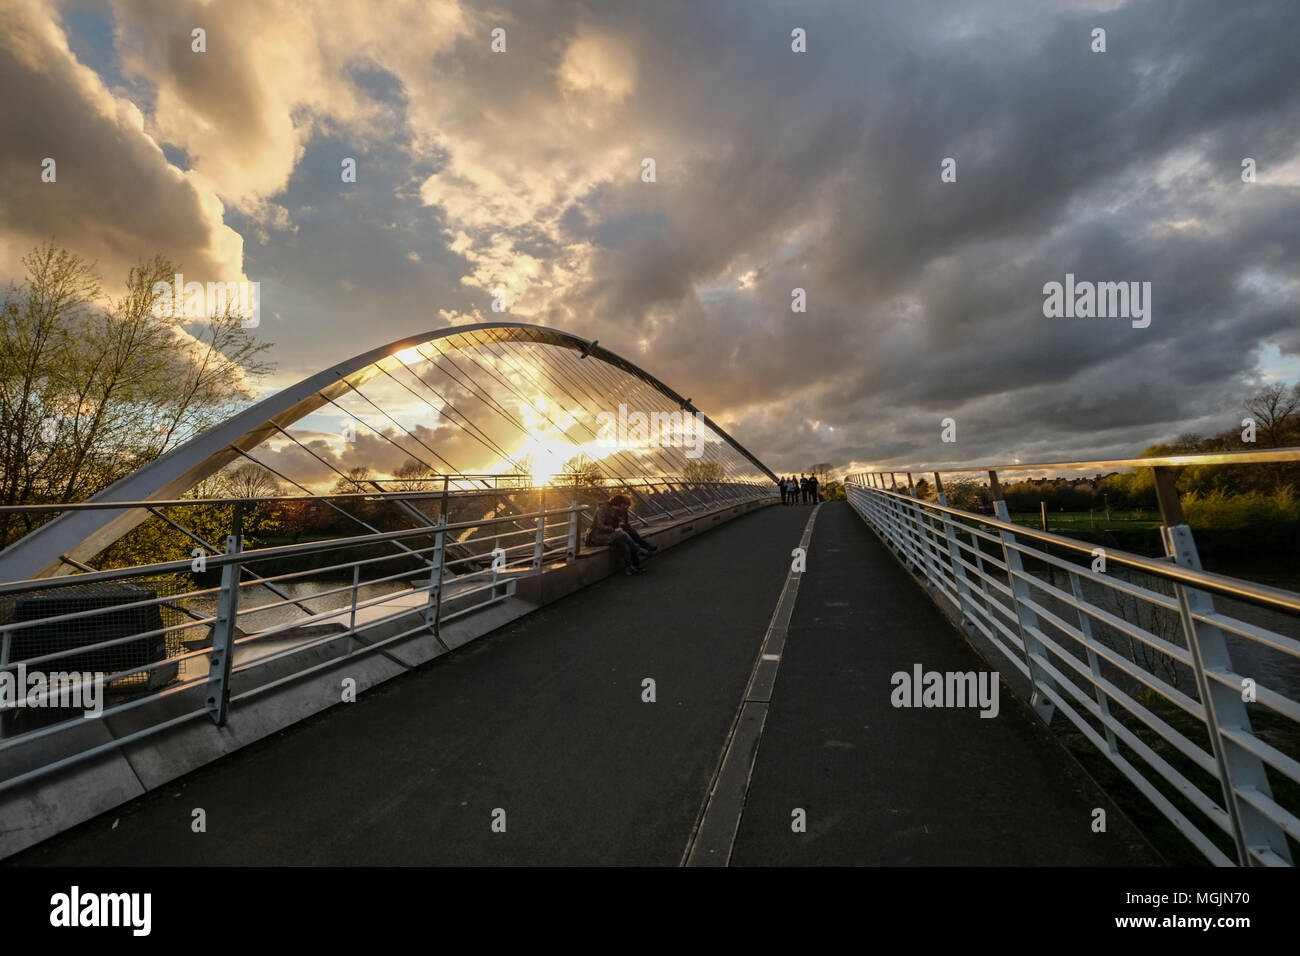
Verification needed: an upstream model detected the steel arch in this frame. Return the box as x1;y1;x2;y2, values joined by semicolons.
0;322;775;580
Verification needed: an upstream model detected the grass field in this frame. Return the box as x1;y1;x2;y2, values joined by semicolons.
1009;511;1163;533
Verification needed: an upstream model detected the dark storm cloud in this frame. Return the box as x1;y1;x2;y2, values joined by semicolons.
546;0;1300;473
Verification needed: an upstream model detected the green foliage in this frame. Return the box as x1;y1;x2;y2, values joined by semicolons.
1182;486;1300;531
933;382;1300;523
1101;470;1156;510
0;241;273;546
943;477;991;513
94;469;285;570
1003;480;1099;513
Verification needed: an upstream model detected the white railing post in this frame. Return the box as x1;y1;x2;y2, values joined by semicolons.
533;488;546;570
206;534;242;726
882;473;899;549
971;527;996;620
1152;466;1291;865
566;500;579;563
868;474;889;535
874;477;889;533
348;563;360;640
888;473;917;567
934;472;980;633
425;514;446;633
1067;570;1117;754
989;469;1057;724
906;472;942;588
856;475;871;524
490;534;502;600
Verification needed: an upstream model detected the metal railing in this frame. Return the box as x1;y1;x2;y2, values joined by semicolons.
0;478;774;796
846;450;1300;867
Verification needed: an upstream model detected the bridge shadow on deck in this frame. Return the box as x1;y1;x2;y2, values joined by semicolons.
8;502;1160;866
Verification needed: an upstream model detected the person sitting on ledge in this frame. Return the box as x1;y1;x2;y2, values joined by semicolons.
586;494;657;575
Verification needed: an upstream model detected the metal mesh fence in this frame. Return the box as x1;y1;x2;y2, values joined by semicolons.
1;577;187;694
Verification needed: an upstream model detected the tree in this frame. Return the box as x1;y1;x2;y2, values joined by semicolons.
94;473;257;571
1243;383;1300;492
557;453;605;486
331;465;376;495
943;477;991;513
223;463;284;499
0;241;273;546
213;463;284;539
0;243;101;541
1244;383;1300;448
274;498;339;542
390;457;439;492
682;459;724;482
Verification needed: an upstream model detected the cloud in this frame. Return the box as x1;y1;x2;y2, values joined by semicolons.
6;0;1299;479
0;0;244;288
557;26;637;103
106;0;471;212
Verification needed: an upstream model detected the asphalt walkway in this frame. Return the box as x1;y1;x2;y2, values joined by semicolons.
730;501;1159;865
9;502;1160;865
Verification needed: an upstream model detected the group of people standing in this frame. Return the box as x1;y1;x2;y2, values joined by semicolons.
778;474;819;505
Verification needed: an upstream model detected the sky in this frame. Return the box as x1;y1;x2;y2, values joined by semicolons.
2;0;1298;478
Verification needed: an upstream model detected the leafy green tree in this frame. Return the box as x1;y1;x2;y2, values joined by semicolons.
93;468;283;570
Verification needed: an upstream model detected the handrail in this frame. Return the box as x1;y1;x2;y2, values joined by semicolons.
857;445;1300;477
843;471;1299;867
0;480;771;592
0;478;752;513
0;482;774;798
848;481;1300;615
0;505;586;594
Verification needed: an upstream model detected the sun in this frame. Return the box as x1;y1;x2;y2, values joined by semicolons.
518;436;574;485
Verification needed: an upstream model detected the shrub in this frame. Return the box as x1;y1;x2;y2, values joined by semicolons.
1183;486;1300;530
